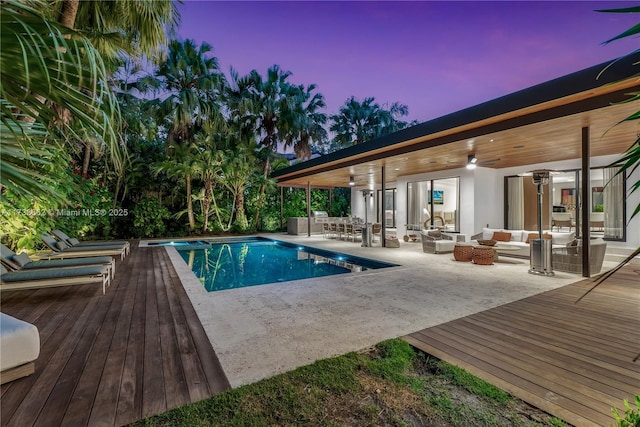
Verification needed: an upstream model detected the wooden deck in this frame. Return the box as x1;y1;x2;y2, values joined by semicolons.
404;265;640;427
0;243;230;427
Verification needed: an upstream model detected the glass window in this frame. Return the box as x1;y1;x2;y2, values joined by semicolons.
407;177;459;232
506;166;626;241
377;188;397;227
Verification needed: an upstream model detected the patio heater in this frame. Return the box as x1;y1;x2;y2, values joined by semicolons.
361;190;373;247
528;170;554;276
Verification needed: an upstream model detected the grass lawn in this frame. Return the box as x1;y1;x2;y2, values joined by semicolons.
131;339;570;426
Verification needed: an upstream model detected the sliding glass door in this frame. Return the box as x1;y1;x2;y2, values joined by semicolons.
407;177;459;232
507;166;625;240
377;188;397;227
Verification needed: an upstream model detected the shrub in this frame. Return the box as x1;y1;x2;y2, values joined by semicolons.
132;197;171;237
611;396;640;427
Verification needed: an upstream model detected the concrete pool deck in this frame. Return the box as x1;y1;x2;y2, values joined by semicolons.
166;233;602;387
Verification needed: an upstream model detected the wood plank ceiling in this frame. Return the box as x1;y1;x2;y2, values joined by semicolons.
275;80;639;189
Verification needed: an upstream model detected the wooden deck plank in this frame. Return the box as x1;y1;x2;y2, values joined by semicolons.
0;242;230;427
111;246;147;427
486;303;637;356
34;282;117;427
0;288;88;416
159;250;212;403
87;247;143;425
61;255;135;427
440;320;632;408
141;249;167;419
405;266;640;427
411;327;617;422
153;250;191;410
1;288;76;402
165;252;230;395
4;290;104;427
471;310;640;372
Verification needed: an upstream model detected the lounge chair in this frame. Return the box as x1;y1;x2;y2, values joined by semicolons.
1;263;111;294
0;313;40;384
0;243;115;280
50;230;130;256
40;235;127;261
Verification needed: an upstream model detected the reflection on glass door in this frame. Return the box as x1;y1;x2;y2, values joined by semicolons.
407;177;459;232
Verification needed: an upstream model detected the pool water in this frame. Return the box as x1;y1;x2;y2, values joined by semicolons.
176;237;396;292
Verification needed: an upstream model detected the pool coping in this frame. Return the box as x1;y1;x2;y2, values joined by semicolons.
164;233;584;387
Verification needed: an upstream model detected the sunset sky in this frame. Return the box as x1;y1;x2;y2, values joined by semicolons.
175;1;639;124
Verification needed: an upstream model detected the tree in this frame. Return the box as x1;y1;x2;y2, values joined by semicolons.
155;143;200;231
582;7;640;293
192;134;224;233
151;39;225;146
37;0;179;175
229;65;300;229
329;97;411;147
0;0;118;205
289;84;328;161
149;39;226;230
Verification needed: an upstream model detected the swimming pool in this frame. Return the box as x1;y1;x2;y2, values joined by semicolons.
175;237;397;292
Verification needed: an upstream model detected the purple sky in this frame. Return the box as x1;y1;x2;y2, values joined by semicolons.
176;1;639;123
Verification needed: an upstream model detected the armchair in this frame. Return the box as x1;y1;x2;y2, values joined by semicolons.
421;229;456;254
552;238;607;275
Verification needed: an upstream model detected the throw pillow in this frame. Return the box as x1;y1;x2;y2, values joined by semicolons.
427;230;442;239
543;233;553;240
491;231;512;242
11;252;32;267
525;233;539;244
566;239;579;255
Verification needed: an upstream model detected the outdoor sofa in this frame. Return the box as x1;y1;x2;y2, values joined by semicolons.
469;227;576;258
0;312;40;384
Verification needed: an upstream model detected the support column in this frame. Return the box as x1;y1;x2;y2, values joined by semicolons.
581;127;591;277
381;165;386;247
307;181;311;237
329;188;333;216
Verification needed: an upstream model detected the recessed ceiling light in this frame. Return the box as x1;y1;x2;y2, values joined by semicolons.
489;139;494;142
394;168;400;171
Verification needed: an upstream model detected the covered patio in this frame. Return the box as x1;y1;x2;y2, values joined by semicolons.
273;54;640;276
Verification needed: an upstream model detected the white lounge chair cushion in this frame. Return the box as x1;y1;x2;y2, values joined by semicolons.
0;313;40;371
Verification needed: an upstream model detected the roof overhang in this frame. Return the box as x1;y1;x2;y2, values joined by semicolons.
273;54;639;188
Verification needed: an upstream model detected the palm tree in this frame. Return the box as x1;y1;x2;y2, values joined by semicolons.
0;0;118;204
155;143;200;230
148;39;225;231
229;65;300;229
151;39;225;145
34;0;179;175
329;97;411;147
192;134;225;233
289;84;328;161
581;7;640;293
221;136;261;231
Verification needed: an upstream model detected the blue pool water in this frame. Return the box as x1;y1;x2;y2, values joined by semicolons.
175;237;396;292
